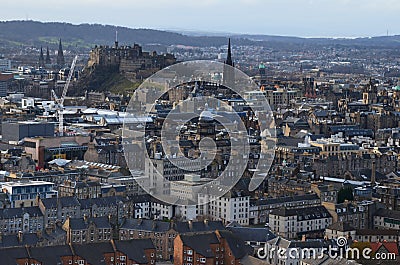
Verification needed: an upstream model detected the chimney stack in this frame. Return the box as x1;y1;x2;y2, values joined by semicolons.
18;231;23;243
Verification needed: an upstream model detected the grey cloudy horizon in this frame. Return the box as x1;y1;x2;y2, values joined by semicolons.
1;0;399;38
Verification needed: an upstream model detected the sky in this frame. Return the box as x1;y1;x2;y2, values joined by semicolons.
1;0;400;37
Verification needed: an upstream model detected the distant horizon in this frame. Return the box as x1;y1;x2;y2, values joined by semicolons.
2;19;398;40
2;0;399;39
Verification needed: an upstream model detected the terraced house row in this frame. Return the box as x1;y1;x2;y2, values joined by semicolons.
0;239;155;265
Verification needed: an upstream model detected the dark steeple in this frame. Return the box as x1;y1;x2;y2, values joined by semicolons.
45;46;51;65
39;46;45;67
225;38;234;67
223;38;235;87
56;39;65;68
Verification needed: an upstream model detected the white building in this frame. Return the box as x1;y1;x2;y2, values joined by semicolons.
2;181;57;208
269;206;332;239
0;58;11;71
199;190;250;226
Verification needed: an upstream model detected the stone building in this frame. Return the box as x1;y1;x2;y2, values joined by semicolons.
0;207;44;235
63;216;112;244
87;42;176;80
58;180;102;199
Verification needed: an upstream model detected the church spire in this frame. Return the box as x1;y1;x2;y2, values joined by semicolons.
45;46;51;65
225;38;233;67
57;38;65;68
223;38;235;87
39;46;45;67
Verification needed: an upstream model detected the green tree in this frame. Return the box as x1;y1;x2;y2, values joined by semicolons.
337;186;354;203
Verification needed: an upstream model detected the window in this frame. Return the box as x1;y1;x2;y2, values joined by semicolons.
200;258;206;263
151;253;155;257
187;250;193;255
187;257;193;262
120;256;126;261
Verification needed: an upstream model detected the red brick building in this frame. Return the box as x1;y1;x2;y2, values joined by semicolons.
174;230;252;265
0;239;156;265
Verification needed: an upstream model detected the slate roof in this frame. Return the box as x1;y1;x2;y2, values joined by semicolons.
270;206;331;220
180;232;219;258
29;245;73;265
327;221;356;232
41;196;80;209
0;247;29;264
89;216;111;229
73;242;114;265
356;229;400;236
374;208;400;220
40;197;58;208
218;230;252;259
120;219;170;232
68;216;111;230
227;227;276;243
129;194;152;203
114;239;154;264
78;196;125;209
69;218;87;230
59;196;81;207
173;220;225;234
253;194;320;206
0;206;43;219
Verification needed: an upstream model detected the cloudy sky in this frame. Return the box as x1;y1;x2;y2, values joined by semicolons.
2;0;399;37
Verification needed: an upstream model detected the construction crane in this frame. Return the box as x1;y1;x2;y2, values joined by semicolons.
52;55;78;136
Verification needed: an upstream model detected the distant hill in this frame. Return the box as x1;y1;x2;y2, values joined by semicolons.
1;20;400;50
0;20;235;49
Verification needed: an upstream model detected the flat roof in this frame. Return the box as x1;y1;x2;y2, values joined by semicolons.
2;181;54;187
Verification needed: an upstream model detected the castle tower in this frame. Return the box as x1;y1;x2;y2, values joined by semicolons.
39;47;45;68
56;39;65;68
45;46;51;65
223;38;235;88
